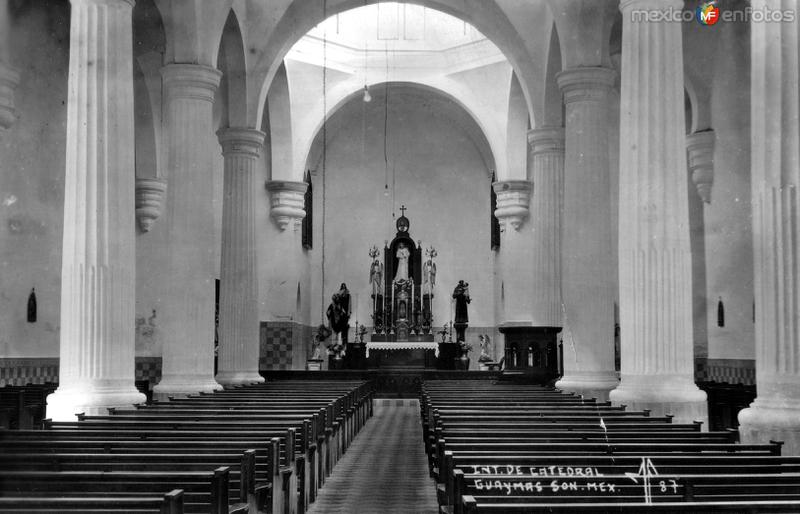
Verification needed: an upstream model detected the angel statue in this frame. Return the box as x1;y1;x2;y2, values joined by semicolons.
478;334;494;363
423;246;437;296
369;246;383;297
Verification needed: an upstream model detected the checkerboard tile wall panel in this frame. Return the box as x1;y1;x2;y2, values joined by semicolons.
135;357;162;385
706;359;755;386
260;321;294;370
0;359;59;386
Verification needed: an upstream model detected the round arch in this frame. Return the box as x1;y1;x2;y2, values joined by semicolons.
302;81;497;178
248;0;545;130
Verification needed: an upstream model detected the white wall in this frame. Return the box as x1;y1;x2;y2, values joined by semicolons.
308;84;497;331
705;18;754;361
0;4;69;358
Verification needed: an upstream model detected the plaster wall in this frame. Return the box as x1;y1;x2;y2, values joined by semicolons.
0;3;69;358
308;86;497;335
704;18;754;361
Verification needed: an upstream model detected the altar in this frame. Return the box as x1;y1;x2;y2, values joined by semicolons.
366;209;439;369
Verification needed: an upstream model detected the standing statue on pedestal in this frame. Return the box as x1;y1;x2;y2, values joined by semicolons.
369;246;385;333
452;280;470;342
422;251;436;295
394;243;410;283
326;283;351;345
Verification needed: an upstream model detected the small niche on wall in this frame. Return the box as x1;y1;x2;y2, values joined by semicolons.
717;296;725;328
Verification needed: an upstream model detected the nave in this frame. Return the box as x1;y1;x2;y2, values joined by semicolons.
2;376;800;513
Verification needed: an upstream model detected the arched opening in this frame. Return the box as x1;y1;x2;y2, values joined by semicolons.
304;82;495;332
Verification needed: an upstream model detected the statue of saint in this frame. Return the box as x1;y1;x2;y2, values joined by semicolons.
422;258;436;295
394;243;410;283
370;259;384;296
326;284;351;344
452;280;471;341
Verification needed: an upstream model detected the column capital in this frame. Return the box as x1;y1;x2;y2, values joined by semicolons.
620;0;683;13
217;127;266;158
135;177;168;233
686;130;715;203
265;180;307;231
0;62;21;130
493;180;532;231
556;67;616;104
528;127;565;156
161;64;222;102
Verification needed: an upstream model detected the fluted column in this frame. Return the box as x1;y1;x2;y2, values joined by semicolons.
152;64;223;399
215;128;266;385
46;0;145;420
609;0;707;425
528;127;564;328
738;0;800;455
555;67;619;400
494;180;533;322
686;130;715;204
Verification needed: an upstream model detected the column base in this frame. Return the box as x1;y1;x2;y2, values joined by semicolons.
215;370;265;386
555;371;619;402
152;375;222;401
46;383;147;421
610;374;708;427
739;398;800;456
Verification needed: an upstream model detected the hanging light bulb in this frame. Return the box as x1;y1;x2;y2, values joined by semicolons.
384;184;389;197
363;84;372;103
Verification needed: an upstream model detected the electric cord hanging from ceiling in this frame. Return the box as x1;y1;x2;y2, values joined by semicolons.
383;39;389;203
320;0;328;322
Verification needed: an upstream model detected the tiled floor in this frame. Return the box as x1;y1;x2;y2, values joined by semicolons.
308;400;439;514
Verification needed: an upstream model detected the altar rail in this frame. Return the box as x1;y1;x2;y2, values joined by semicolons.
262;371;501;398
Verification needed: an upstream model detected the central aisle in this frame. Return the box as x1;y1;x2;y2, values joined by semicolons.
308;399;438;514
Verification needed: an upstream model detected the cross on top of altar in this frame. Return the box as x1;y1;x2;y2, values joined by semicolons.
399;205;407;216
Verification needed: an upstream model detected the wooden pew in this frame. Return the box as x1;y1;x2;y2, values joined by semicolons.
451;470;800;513
0;468;243;514
0;489;184;514
460;496;800;513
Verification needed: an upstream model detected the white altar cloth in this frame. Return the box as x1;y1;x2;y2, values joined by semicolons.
366;341;439;357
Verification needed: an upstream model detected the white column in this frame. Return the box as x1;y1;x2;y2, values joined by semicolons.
153;64;223;398
215;128;266;385
494;180;533;323
555;67;619;400
46;0;145;420
609;0;707;425
738;0;800;455
528;128;564;328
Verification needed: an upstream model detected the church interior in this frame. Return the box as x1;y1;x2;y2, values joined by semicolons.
2;0;800;512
